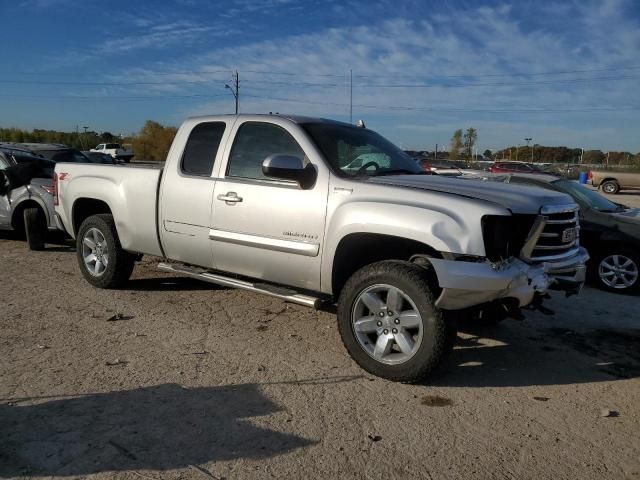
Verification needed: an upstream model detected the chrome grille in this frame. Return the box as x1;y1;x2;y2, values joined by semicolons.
521;204;581;262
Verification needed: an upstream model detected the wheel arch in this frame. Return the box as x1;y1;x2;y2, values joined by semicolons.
72;197;113;237
600;177;620;189
11;198;47;233
328;232;442;298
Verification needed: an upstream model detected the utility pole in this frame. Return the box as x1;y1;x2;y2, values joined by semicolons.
524;138;533;162
225;70;239;114
349;69;353;124
435;143;438;160
516;144;519;161
82;126;88;150
580;148;584;164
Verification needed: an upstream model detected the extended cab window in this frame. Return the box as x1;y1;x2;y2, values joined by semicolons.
227;122;305;180
181;122;226;176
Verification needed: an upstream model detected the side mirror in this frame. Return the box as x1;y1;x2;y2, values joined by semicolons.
262;154;316;189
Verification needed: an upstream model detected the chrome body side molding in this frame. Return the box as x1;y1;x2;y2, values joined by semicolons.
209;228;320;257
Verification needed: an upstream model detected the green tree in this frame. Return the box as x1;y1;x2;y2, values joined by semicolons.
482;149;493;159
131;120;178;161
450;129;463;159
463;128;477;158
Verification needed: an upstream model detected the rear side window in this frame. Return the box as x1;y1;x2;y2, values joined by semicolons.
106;143;120;149
181;122;226;176
227;122;305;180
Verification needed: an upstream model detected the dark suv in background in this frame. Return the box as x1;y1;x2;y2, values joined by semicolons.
10;143;115;164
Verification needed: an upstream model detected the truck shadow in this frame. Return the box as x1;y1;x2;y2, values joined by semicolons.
0;382;316;477
429;320;640;388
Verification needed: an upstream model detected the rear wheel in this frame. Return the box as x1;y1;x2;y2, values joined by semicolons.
601;180;620;194
337;260;455;383
76;214;135;289
593;247;640;294
23;207;46;251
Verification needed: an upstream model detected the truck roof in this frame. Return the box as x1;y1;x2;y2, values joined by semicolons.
185;113;354;127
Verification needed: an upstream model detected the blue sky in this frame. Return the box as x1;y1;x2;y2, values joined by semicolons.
1;0;639;152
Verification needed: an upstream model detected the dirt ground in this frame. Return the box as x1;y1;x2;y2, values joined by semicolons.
1;190;639;480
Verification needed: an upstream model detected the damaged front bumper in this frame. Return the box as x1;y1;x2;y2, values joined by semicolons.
430;247;589;310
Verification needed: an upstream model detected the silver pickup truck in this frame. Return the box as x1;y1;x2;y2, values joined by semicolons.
54;114;588;382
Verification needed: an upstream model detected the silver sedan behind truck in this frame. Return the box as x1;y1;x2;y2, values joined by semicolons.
0;145;60;250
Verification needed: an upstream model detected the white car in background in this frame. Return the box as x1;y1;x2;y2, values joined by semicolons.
91;143;134;162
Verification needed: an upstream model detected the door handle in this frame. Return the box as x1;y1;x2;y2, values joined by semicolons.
217;192;243;204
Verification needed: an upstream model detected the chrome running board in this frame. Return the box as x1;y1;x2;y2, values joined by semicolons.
158;262;321;309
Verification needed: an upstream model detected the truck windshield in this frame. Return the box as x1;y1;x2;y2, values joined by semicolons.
552;179;622;212
302;122;422;177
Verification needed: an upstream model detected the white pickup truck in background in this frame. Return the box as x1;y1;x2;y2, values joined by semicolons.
90;143;134;162
54;114;588;382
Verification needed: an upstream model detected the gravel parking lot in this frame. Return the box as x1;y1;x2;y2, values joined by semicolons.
1;190;639;480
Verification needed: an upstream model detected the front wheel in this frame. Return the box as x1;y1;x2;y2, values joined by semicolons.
337;260;455;383
76;214;135;289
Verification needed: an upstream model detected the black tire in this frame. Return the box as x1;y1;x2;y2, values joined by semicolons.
601;180;620;194
591;246;640;294
76;214;135;289
337;260;455;383
23;207;46;251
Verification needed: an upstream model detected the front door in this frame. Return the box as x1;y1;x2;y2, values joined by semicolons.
211;119;329;291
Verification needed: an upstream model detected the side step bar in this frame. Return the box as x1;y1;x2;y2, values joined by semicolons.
158;262;322;309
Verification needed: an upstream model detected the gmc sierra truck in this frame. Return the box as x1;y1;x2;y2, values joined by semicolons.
54;114;588;382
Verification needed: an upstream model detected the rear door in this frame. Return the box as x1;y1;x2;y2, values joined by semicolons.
210;118;329;291
159;120;232;268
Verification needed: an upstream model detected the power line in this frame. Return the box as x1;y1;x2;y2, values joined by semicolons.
0;93;228;100
355;75;640;88
242;93;640;113
354;65;640;79
239;74;640;89
0;79;224;86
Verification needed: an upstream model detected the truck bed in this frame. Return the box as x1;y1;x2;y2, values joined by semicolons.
55;162;164;256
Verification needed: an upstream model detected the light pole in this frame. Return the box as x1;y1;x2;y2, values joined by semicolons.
225;70;239;114
81;126;89;150
524;138;533;162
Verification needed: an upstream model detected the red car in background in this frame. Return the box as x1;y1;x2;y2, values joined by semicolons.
489;161;544;174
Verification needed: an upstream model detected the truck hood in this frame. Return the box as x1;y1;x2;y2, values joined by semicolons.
367;175;574;214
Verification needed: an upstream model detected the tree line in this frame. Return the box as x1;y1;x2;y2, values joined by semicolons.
2;122;639;166
442;128;639;166
0;120;177;162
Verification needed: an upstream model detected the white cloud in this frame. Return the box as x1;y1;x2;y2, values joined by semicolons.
59;0;640;150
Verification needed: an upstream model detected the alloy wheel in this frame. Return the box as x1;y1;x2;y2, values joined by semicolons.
599;254;638;289
82;227;109;276
351;284;424;365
